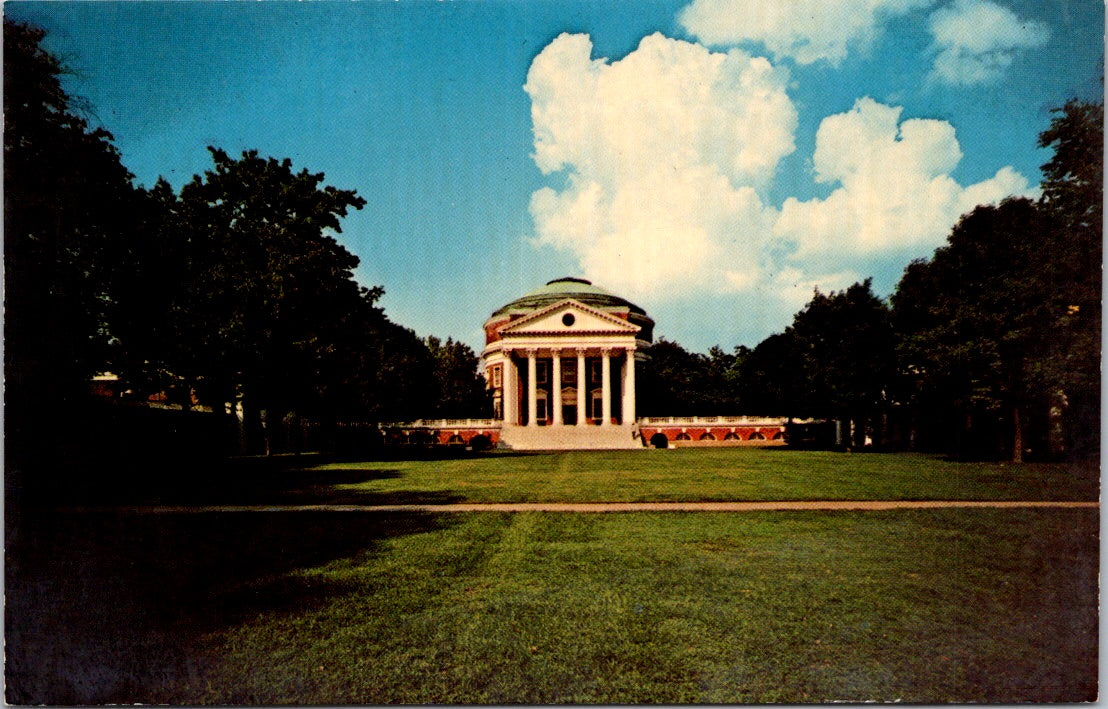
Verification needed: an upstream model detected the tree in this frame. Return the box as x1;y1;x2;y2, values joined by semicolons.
425;336;490;419
106;178;194;403
892;101;1102;461
738;332;805;416
1036;100;1102;457
893;199;1060;460
638;339;706;415
161;147;371;449
343;309;437;423
637;338;747;416
703;345;745;413
4;19;141;464
786;280;895;447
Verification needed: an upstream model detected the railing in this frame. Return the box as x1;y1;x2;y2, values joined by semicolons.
381;417;812;428
384;418;502;429
637;416;792;426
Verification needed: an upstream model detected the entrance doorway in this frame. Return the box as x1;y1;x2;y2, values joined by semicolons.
562;387;577;425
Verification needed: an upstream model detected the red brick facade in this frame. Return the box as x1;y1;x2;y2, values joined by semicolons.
639;425;786;447
382;424;501;449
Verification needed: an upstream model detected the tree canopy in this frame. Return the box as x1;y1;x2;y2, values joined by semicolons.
890;100;1102;460
891;199;1054;459
638;339;744;416
4;19;139;413
425;336;491;419
3;20;483;458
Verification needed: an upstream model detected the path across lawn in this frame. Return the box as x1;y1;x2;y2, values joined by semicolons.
77;500;1099;514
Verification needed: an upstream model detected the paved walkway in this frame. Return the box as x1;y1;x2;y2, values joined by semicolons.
78;500;1099;514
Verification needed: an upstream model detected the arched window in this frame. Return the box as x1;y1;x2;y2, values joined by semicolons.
699;432;716;441
749;431;766;440
448;434;465;445
772;431;785;440
724;431;740;441
469;434;492;451
675;432;691;441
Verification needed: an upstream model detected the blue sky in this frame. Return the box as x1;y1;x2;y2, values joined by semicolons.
9;0;1102;352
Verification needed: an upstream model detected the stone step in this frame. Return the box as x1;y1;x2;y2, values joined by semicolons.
499;424;643;450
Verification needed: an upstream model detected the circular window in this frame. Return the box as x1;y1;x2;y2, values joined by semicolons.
562;313;575;326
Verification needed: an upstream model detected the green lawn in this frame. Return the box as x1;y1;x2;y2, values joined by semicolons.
8;506;1098;704
305;449;1097;504
6;450;1099;704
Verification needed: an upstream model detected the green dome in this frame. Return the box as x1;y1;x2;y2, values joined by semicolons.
491;277;648;317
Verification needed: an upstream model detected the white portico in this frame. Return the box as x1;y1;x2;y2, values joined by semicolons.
482;278;653;449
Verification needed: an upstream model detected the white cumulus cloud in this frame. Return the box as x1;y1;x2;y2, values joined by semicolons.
524;35;1035;332
525;32;795;297
928;0;1049;85
775;97;1034;264
678;0;935;65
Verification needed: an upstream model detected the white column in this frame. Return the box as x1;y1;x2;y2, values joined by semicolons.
551;351;562;426
526;349;538;427
577;349;587;426
601;348;612;426
622;348;636;426
502;352;515;424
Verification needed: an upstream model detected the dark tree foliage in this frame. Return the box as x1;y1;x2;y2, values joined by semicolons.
785;280;895;446
150;148;449;445
1039;101;1103;241
638;339;705;415
4;19;142;469
1;20;473;462
892;199;1055;459
4;20;137;402
638;339;744;416
1036;100;1102;458
738;332;805;416
107;178;193;402
169;148;368;423
704;345;746;412
892;101;1101;461
348;312;437;423
733;281;895;447
109;149;445;433
425;336;491;419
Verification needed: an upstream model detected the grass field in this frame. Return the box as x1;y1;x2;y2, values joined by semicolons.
63;448;1100;507
306;449;1097;505
6;450;1099;704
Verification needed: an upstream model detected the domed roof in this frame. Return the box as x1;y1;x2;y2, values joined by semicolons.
491;277;648;317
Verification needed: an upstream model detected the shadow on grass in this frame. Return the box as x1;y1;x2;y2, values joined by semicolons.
18;448;554;508
5;505;456;704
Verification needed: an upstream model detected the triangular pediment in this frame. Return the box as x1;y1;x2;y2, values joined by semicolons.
499;299;639;336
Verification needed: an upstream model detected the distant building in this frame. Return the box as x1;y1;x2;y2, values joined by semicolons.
481;277;654;449
384;277;788;450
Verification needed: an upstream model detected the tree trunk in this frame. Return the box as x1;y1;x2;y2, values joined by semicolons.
260;407;271;457
1011;405;1023;463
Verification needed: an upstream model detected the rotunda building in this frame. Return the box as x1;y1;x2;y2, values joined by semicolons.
482;277;653;449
